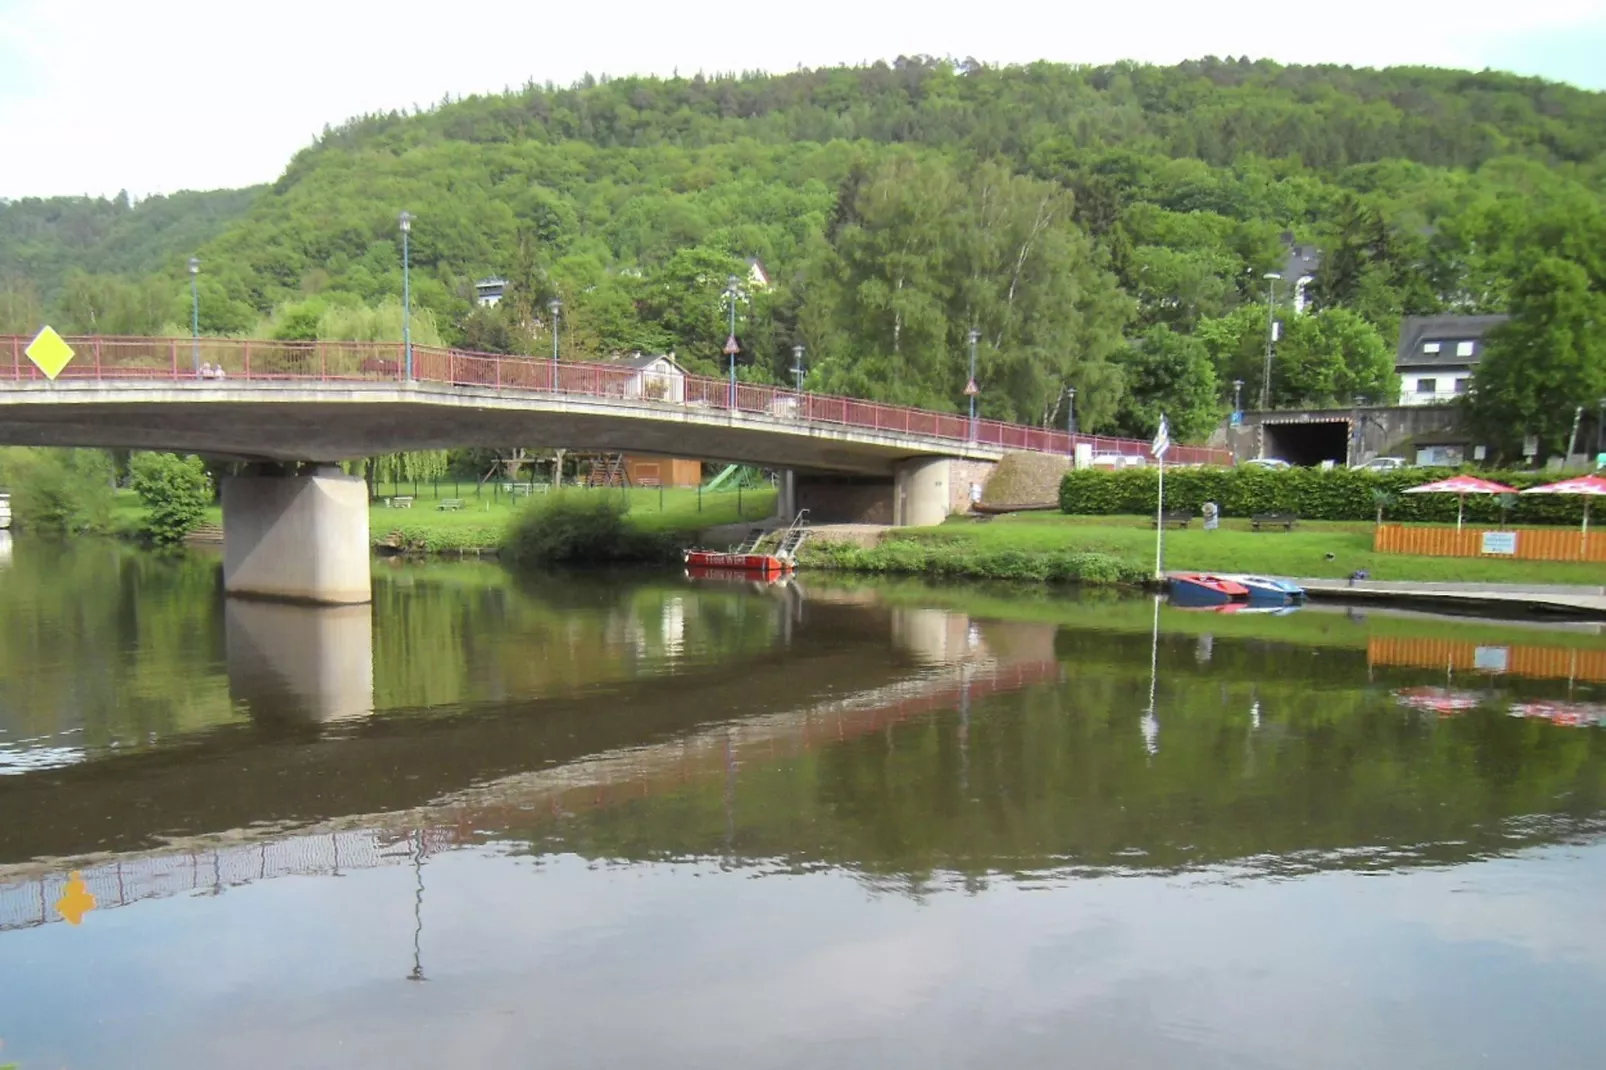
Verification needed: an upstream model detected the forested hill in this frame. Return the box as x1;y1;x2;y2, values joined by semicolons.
4;58;1603;447
0;188;261;304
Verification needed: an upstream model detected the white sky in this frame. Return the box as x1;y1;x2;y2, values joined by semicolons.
1;0;1603;199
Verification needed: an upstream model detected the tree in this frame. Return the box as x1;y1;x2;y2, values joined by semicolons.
128;453;213;545
1468;256;1606;461
0;448;114;534
1111;326;1220;442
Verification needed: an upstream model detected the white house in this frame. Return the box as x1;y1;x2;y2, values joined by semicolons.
474;277;508;307
1394;314;1508;406
607;352;687;403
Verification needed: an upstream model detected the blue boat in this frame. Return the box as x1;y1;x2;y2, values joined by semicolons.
1216;574;1306;606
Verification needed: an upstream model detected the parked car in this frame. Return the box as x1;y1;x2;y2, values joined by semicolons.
1241;457;1292;471
1352;456;1408;472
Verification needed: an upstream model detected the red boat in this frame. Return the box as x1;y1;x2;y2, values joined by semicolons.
682;510;811;575
1166;573;1251;606
683;550;791;574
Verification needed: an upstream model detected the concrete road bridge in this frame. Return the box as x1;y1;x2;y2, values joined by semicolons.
1;335;1228;602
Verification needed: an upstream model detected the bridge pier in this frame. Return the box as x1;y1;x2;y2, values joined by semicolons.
894;458;952;527
222;466;371;605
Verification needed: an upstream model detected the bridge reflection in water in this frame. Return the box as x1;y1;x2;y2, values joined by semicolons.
4;567;1605;934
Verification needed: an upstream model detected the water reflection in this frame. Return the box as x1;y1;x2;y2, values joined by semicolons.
1;545;1605;1069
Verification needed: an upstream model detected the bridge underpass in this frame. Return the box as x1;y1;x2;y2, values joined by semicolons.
0;336;1228;603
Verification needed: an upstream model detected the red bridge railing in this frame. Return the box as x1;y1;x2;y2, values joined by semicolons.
2;335;1232;465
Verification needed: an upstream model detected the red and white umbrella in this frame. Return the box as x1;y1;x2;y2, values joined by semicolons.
1519;473;1606;548
1403;475;1519;531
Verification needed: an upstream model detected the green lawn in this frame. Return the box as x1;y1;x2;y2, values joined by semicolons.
373;484;776;551
112;483;776;553
892;513;1605;586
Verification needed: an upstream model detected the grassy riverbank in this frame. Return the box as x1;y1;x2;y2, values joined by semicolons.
802;513;1606;587
110;485;779;553
374;485;776;552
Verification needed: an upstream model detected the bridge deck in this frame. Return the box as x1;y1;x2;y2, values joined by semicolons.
1;335;1230;469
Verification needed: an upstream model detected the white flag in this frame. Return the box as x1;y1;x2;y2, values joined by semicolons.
1152;415;1171;459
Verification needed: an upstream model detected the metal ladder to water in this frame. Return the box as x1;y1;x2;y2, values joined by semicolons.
774;509;811;562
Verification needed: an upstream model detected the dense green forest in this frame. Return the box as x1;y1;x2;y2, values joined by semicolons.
2;58;1603;450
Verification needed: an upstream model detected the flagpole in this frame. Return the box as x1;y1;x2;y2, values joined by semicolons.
1155;452;1165;579
1153;414;1168;581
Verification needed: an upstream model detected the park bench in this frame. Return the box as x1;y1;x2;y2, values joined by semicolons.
1251;513;1299;532
387;496;414;509
437;498;465;511
1149;510;1193;529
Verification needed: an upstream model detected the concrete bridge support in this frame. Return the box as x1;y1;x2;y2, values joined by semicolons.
222;467;372;605
894;458;953;527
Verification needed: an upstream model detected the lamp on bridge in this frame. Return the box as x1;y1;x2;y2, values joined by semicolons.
1260;272;1281;409
548;298;562;392
965;327;981;442
399;211;414;381
1065;385;1077;436
187;257;201;378
724;275;741;409
792;344;806;393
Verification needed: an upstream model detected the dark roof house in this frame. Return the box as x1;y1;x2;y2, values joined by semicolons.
1395;315;1509;369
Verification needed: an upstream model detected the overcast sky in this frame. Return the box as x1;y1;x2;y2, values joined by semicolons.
1;0;1603;200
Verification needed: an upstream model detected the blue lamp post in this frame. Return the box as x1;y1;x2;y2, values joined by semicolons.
188;257;201;377
399;211;413;380
1066;386;1076;435
792;344;806;392
723;275;741;409
965;327;981;441
548;298;561;391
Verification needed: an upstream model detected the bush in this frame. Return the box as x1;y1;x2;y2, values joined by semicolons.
503;491;678;568
129;452;213;545
0;447;115;534
1059;466;1592;526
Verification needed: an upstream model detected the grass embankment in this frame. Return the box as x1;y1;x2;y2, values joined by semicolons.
110;484;776;554
377;485;775;553
802;513;1606;587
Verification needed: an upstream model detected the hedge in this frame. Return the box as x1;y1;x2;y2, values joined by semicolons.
1059;466;1594;526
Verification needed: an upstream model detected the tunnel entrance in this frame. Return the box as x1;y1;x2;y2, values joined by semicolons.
1263;419;1351;467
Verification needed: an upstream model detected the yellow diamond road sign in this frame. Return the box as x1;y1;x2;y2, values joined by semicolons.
26;325;75;380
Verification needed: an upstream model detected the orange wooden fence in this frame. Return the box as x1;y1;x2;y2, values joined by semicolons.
1373;523;1606;563
1369;636;1606;684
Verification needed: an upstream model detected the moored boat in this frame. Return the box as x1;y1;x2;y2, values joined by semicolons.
683;550;790;574
1166;573;1250;607
1214;574;1306;606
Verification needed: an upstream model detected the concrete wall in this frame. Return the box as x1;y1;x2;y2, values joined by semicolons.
795;475;894;525
1223;405;1464;465
948;458;999;513
222;468;372;604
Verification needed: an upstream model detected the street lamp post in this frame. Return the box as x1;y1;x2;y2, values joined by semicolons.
966;328;981;441
1597;397;1606;462
791;344;805;393
187;257;201;377
1232;378;1244;414
724;276;741;409
1260;272;1280;409
1065;386;1077;436
548;299;561;391
399;211;413;380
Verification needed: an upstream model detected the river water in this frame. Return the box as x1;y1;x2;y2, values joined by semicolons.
1;539;1604;1068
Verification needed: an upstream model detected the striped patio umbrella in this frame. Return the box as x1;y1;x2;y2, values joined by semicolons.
1403;475;1520;531
1519;473;1606;551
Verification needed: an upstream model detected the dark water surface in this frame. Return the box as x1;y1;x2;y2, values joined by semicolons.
2;540;1605;1068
